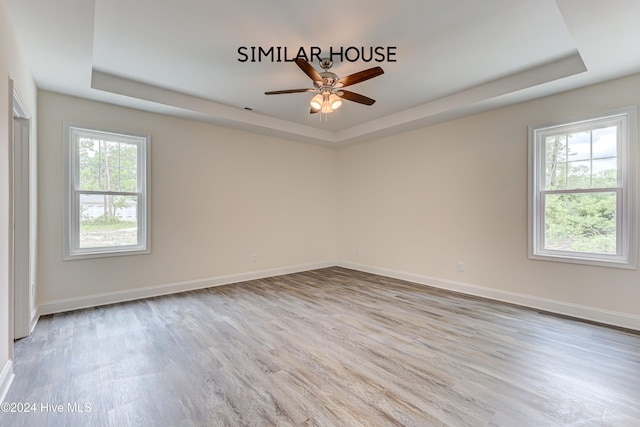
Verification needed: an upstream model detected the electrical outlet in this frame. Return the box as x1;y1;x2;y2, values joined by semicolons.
251;254;257;263
457;261;464;272
356;248;361;257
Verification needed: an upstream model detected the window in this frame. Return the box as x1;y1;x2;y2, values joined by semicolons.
63;124;150;259
529;107;637;269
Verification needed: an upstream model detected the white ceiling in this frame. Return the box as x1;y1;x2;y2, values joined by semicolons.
5;0;640;146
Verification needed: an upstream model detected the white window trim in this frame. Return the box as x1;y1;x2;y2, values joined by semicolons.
63;122;151;260
528;106;638;269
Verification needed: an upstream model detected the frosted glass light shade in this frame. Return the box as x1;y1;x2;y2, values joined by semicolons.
310;94;323;110
329;94;342;109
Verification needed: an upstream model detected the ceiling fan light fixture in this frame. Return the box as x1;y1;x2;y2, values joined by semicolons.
310;94;323;110
329;93;342;110
321;93;333;113
267;58;384;117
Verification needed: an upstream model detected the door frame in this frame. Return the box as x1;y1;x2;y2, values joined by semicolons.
11;81;32;340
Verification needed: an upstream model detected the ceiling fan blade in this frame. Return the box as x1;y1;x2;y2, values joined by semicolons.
339;90;376;106
335;67;384;88
265;88;315;95
295;58;323;84
310;107;320;114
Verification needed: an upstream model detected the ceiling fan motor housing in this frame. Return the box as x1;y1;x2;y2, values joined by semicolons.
315;71;338;88
312;58;338;88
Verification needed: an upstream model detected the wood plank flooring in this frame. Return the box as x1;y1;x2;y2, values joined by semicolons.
2;267;639;426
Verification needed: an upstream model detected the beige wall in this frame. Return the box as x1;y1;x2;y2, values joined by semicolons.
338;73;640;321
37;74;640;328
38;91;337;303
0;0;37;392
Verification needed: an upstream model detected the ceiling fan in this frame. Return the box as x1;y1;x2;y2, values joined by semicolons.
265;58;384;114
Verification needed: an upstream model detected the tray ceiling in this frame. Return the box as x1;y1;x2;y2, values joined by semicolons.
6;0;640;145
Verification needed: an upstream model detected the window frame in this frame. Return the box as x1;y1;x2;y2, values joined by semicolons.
528;106;637;269
63;123;151;260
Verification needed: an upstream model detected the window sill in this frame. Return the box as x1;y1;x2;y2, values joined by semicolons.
528;252;637;270
63;247;150;261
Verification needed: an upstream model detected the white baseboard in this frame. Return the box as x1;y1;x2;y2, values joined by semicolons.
0;360;14;404
38;261;335;316
338;261;640;331
35;259;640;331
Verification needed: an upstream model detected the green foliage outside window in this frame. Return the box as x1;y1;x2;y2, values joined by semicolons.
544;192;616;254
543;127;618;255
77;137;139;247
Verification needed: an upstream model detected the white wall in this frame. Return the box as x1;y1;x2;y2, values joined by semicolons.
0;0;37;400
37;92;337;307
338;73;640;328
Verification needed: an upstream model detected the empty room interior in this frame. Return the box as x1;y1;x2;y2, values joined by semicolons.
1;0;640;425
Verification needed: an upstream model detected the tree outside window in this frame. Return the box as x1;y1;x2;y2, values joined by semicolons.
529;107;637;269
64;125;150;259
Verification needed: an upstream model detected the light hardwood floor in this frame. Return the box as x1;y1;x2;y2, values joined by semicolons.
2;267;639;426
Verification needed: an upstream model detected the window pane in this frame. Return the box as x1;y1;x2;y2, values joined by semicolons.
567;131;590;161
119;143;139;192
78;139;138;192
102;141;120;191
79;194;138;248
566;160;591;189
78;138;100;191
545;162;566;191
544;135;567;190
592;158;617;188
592;126;617;159
545;134;567;162
544;192;617;255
